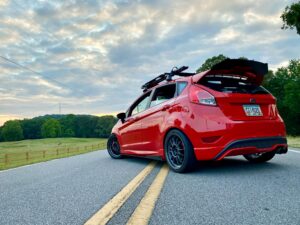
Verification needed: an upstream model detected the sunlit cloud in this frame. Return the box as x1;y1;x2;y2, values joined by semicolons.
0;0;299;124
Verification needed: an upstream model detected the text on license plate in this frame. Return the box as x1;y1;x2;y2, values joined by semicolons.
243;104;263;116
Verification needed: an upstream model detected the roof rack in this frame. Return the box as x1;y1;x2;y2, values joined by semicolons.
141;66;195;92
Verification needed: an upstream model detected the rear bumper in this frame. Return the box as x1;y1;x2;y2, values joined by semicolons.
213;136;287;160
193;136;287;161
182;102;287;161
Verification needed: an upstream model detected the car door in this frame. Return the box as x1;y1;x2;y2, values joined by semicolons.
118;91;151;153
137;83;177;154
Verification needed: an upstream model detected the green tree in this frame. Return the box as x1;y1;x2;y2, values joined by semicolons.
196;55;250;73
281;2;300;35
1;120;24;141
0;127;3;141
196;54;228;73
59;114;76;137
21;117;45;139
75;115;95;138
263;59;300;135
95;116;118;138
41;118;62;138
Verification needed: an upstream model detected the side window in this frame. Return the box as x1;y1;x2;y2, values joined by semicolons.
177;82;187;95
129;91;151;116
150;84;176;107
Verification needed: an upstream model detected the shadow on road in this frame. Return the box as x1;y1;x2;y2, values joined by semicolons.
190;157;290;175
106;153;291;175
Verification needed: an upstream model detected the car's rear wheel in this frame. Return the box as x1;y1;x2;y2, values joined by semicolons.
107;134;122;159
164;129;197;173
243;151;275;163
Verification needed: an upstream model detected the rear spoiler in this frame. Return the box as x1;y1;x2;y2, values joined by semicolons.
201;59;269;85
211;59;268;76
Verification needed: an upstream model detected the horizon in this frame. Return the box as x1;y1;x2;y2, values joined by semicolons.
1;0;299;126
0;112;118;126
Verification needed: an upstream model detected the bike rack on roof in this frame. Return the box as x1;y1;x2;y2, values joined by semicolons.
141;66;195;92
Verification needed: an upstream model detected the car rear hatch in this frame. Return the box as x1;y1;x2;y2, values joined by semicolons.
195;59;277;121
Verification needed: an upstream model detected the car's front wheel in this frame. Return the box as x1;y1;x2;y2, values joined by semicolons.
164;129;197;173
243;151;275;163
107;134;123;159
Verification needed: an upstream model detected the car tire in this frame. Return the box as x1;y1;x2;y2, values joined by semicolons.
164;129;197;173
243;151;276;163
107;134;123;159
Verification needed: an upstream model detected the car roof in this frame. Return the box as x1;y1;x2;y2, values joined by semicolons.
144;76;190;92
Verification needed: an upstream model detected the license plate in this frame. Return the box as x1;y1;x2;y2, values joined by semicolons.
243;104;263;116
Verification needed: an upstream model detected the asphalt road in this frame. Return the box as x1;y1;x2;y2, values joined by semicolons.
0;149;299;225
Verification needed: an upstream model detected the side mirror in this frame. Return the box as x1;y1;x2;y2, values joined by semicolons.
117;112;126;123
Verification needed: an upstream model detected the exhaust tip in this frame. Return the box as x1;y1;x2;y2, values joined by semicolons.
276;146;288;154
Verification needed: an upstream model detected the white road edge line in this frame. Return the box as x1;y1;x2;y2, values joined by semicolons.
289;149;300;154
0;161;46;173
0;149;103;173
1;148;299;174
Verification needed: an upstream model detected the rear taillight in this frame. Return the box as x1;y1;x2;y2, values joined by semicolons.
189;85;217;106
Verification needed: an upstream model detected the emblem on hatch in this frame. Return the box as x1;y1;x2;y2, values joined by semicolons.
250;98;256;103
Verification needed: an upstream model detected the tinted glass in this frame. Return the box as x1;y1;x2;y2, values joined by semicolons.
199;75;269;94
130;92;151;116
150;84;176;107
177;82;187;95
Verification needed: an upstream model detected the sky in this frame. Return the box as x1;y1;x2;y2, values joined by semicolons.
0;0;299;125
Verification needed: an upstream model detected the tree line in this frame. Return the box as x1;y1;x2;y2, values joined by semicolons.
0;115;118;142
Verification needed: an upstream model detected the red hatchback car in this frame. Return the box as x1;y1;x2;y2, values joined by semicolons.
107;59;288;173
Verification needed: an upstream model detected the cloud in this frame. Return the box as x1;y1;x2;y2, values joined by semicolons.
0;0;299;124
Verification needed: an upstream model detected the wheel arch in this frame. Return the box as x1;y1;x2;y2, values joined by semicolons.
163;126;193;143
162;127;194;157
109;132;123;151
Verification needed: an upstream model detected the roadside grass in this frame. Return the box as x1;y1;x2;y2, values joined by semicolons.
287;136;300;149
0;138;107;170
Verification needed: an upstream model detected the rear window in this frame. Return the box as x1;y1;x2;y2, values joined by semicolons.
150;84;176;107
198;75;269;94
177;81;187;95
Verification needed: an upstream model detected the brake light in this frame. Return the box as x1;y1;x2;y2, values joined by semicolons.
189;85;217;106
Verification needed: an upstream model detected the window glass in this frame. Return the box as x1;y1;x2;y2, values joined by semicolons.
198;75;269;94
150;84;176;107
177;82;187;95
130;92;151;116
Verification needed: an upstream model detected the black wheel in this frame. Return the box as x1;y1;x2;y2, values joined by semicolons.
164;129;197;173
107;134;123;159
243;151;275;163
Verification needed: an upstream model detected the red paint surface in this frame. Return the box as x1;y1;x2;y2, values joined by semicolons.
112;69;287;161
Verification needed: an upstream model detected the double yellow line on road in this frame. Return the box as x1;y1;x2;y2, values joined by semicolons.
85;162;169;225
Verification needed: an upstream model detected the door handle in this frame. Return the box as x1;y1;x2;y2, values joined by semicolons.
162;104;171;111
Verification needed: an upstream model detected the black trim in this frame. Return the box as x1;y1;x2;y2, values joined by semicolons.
214;136;287;160
211;59;268;76
124;154;163;161
141;66;195;92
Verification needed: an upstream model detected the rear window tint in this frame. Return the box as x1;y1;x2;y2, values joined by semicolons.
150;84;176;107
199;75;269;94
177;82;187;95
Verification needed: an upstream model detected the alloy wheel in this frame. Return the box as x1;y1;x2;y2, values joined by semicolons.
107;135;122;159
166;135;185;169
